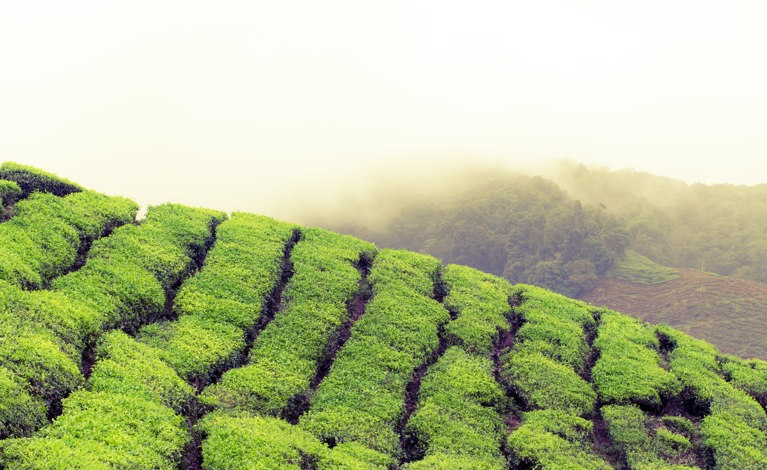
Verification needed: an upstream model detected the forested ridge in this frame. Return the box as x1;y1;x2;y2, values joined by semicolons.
317;161;767;296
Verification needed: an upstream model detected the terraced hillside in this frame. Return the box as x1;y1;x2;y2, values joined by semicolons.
1;163;766;469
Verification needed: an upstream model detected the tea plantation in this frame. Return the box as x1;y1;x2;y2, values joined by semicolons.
0;163;765;469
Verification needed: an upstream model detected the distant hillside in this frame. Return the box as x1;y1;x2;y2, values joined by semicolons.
580;268;767;360
1;162;767;469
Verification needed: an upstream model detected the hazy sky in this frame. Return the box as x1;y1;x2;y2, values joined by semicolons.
2;1;766;217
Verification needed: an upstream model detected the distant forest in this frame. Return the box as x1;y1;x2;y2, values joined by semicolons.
316;161;767;296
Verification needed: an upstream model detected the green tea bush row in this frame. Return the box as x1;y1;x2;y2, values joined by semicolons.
0;162;83;197
135;213;296;387
440;264;513;356
2;333;193;468
660;326;767;468
201;228;376;415
399;266;512;468
592;310;681;408
0;390;189;468
602;404;698;469
0;191;138;288
299;249;450;456
402;347;506;469
0;367;46;440
173;213;297;330
198;411;393;469
501;285;596;414
507;409;611;469
0;180;21;208
0;204;222;438
720;355;767;408
511;284;595;371
502;286;604;467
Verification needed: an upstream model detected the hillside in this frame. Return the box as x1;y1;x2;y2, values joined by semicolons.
580;268;767;360
1;163;767;469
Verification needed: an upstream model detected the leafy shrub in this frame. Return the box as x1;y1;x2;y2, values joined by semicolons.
198;411;392;470
0;180;22;207
512;285;595;371
89;331;195;412
502;348;596;415
0;367;46;439
720;355;767;408
403;347;505;469
0;391;188;469
592;311;680;408
0;162;83;197
0;191;137;288
441;264;512;356
137;315;245;384
300;249;450;456
507;410;610;469
174;213;296;329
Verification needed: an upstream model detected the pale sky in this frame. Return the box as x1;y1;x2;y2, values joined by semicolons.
1;1;766;218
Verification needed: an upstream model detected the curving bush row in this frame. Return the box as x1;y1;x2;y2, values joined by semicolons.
0;330;194;468
507;409;611;470
0;204;222;441
501;285;597;415
592;310;681;409
403;347;506;469
602;404;697;469
0;162;83;198
441;264;513;355
133;213;298;388
501;285;607;468
299;249;450;457
0;191;138;288
199;411;393;470
720;354;767;409
0;212;297;468
200;227;376;416
659;326;767;468
399;265;512;469
0;180;22;210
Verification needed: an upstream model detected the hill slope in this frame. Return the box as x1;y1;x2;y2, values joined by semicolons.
1;163;766;469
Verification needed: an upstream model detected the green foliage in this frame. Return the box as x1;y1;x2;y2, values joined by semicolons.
607;250;681;284
0;203;219;438
137;315;245;384
174;212;296;329
0;180;22;207
502;348;596;415
300;249;450;456
592;311;681;408
501;285;597;416
602;404;698;469
198;411;392;470
0;162;83;197
441;264;512;356
720;355;767;407
0;367;46;439
507;410;610;469
0;391;188;469
660;326;767;467
513;285;595;371
368;248;441;297
201;228;374;415
0;191;137;288
404;347;505;469
700;415;767;469
88;331;194;412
